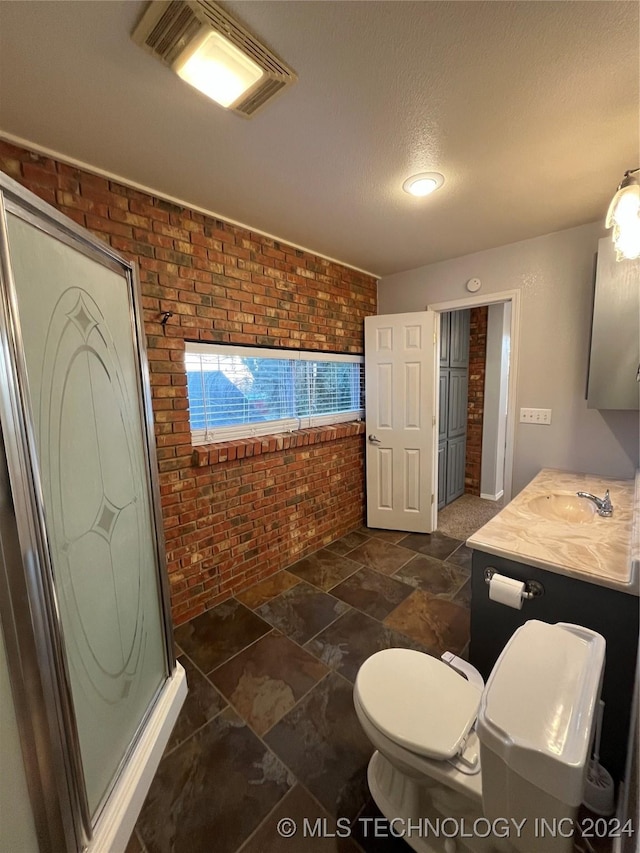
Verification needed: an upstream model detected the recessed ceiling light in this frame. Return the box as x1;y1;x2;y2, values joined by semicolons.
402;172;445;197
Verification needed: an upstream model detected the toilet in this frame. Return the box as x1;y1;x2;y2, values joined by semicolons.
353;620;605;853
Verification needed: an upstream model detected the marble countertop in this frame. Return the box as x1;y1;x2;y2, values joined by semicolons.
631;470;640;582
467;468;638;595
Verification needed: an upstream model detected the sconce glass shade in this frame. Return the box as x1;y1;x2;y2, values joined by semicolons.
173;30;263;108
606;171;640;261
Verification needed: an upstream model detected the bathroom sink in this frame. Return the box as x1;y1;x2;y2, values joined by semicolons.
527;494;597;524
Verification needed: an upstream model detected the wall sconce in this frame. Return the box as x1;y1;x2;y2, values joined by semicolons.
606;168;640;260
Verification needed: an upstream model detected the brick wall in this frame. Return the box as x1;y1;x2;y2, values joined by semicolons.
465;305;488;495
0;140;377;624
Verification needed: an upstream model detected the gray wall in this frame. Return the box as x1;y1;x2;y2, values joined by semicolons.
378;222;639;494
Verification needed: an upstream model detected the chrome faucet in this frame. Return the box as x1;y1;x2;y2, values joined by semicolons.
576;489;613;517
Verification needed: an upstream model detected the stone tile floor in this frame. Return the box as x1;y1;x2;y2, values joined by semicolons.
127;527;468;853
128;526;607;853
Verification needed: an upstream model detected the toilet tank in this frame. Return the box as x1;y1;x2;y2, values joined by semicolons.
476;620;605;852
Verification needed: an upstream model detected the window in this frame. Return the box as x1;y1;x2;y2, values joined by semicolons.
185;343;365;443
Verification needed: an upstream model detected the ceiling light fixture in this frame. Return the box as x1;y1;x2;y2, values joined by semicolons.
132;1;297;118
606;168;640;261
174;30;264;108
402;172;445;197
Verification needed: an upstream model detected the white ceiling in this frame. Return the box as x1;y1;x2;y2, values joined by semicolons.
0;1;638;276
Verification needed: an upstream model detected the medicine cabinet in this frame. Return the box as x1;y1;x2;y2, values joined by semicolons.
587;237;639;410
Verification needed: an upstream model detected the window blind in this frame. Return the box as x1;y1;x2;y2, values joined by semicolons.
185;343;364;443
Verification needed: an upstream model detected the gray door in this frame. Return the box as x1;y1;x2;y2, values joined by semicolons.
446;436;466;504
439;312;451;367
438;371;449;439
447;369;468;438
449;310;470;368
437;441;447;510
438;310;470;508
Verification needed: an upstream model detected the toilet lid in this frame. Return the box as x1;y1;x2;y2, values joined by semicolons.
355;648;482;760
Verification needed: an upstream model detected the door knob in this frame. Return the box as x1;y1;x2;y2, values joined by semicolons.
368;434;381;444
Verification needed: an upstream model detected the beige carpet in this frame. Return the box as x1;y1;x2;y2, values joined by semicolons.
437;494;505;541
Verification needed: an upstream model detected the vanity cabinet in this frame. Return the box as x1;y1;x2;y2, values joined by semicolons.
470;549;639;785
587;237;639;410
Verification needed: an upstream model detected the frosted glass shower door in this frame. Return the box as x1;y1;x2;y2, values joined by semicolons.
5;211;168;819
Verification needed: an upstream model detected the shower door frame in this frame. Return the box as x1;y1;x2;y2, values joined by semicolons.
0;172;177;852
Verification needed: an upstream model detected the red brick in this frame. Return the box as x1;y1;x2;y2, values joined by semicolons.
465;305;488;496
9;140;376;626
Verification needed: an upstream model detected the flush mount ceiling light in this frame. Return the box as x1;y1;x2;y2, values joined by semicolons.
606;168;640;260
132;1;297;117
402;172;445;197
174;30;263;107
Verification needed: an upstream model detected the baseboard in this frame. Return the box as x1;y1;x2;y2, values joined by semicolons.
88;662;187;853
480;491;504;502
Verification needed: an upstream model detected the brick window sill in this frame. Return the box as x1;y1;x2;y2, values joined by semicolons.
191;421;366;467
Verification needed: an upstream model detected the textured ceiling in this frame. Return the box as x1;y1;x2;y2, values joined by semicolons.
0;1;638;276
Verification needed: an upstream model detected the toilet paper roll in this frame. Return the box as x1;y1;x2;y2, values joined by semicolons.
488;573;525;610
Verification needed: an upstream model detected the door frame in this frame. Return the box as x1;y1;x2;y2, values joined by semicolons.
427;290;520;524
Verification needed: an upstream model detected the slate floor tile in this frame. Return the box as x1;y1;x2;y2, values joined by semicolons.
256;582;349;645
209;631;328;735
236;571;301;610
359;527;409;545
393;554;468;598
400;531;462;561
326;530;371;556
289;548;362;591
162;511;494;853
330;566;413;620
136;708;292;853
167;655;227;752
384;589;470;656
238;784;362;853
445;543;473;572
453;578;471;608
305;608;436;683
174;599;271;674
264;672;372;822
346;539;415;576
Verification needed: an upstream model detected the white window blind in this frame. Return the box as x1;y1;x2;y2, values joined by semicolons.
185;342;364;444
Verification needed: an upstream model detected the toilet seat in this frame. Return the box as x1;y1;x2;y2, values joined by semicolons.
354;648;482;760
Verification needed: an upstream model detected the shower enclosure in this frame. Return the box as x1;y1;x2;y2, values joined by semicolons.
0;172;186;852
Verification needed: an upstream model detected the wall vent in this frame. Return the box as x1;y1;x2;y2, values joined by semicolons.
132;1;297;117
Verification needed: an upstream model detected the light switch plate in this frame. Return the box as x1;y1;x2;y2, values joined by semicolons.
520;408;552;424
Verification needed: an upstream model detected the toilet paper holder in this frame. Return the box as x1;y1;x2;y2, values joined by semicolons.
484;568;544;600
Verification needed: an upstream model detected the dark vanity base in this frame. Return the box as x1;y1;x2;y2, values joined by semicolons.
470;550;639;785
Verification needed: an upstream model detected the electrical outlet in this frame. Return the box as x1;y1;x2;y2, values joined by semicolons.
520;407;552;425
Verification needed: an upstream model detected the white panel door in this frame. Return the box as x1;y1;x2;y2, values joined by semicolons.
365;312;437;532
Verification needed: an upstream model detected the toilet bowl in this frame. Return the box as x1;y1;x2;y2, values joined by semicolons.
353;620;606;853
